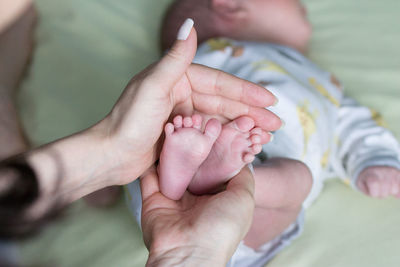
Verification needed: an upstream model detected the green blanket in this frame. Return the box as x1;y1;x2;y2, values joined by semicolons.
18;0;400;266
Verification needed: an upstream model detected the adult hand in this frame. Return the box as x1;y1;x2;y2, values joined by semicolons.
140;165;255;266
21;19;280;206
101;19;281;186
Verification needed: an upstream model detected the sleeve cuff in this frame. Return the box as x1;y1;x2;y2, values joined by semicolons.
351;156;400;190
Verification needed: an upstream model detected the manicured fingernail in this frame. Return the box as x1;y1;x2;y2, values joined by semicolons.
268;132;274;142
177;18;194;40
273;96;279;106
279;119;286;130
247;163;255;175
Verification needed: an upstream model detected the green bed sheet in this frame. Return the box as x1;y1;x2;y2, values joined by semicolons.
18;0;400;266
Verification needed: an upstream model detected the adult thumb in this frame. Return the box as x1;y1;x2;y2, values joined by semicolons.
152;19;197;89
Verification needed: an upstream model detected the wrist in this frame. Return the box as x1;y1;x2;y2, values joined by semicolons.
26;124;118;204
97;115;157;185
146;245;228;267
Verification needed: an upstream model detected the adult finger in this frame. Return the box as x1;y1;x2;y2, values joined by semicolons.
187;64;278;108
225;166;255;240
150;19;197;91
226;166;255;198
140;166;161;201
192;92;282;131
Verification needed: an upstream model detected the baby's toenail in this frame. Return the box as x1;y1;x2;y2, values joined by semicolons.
252;136;261;143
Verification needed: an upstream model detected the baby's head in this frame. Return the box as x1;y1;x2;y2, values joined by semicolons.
161;0;312;53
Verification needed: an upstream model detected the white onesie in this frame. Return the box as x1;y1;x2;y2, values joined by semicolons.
126;39;400;267
194;38;400;208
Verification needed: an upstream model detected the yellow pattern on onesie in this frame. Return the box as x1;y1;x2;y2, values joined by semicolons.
369;108;388;128
207;39;244;57
308;77;340;107
321;149;330;169
296;100;319;157
343;178;351;187
334;135;341;147
253;60;288;75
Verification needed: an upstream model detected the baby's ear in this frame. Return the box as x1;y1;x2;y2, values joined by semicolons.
211;0;245;20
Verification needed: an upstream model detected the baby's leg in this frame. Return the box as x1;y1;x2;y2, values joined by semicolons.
244;158;312;249
158;115;222;200
188;116;264;194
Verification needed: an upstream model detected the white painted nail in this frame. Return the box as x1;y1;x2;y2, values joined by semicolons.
273;96;279;106
279;119;286;130
247;163;255;175
268;132;274;142
177;18;194;40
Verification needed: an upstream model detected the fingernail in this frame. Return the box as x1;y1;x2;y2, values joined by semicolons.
279;119;286;130
273;96;279;106
268;132;274;142
177;18;194;40
247;163;255;175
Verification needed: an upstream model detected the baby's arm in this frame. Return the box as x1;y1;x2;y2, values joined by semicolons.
357;166;400;198
332;96;400;198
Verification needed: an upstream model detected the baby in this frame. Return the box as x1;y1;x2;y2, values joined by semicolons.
127;0;400;266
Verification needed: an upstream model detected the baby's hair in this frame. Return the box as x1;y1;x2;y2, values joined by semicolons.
160;0;219;51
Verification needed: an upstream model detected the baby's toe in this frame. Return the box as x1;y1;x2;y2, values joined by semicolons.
250;127;262;136
251;144;262;154
183;116;193;128
173;115;183;128
250;134;261;144
232;116;255;132
164;123;175;136
243;153;255;163
204;118;222;140
192;114;202;129
258;131;273;144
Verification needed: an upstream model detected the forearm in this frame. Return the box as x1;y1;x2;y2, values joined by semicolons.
334;97;400;187
0;87;29;160
0;1;36;158
24;123;124;207
0;118;142;236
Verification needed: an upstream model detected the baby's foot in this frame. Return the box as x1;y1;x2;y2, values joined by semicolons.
189;116;263;195
158;114;222;200
357;166;400;199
